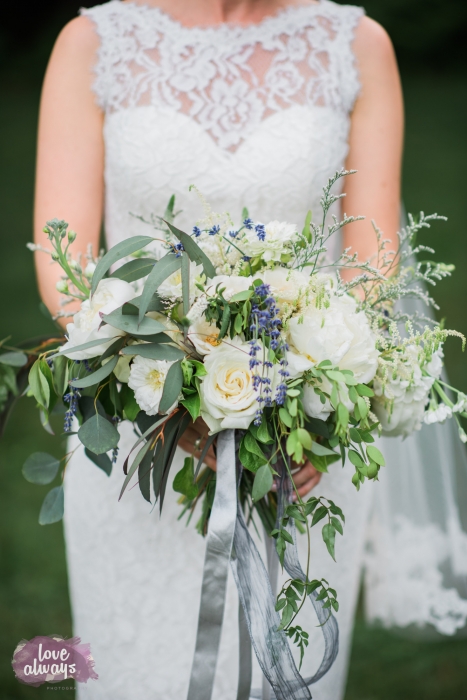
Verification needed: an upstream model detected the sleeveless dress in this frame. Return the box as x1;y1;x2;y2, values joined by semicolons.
62;2;467;699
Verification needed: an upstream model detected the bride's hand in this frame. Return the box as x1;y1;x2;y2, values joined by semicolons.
289;460;322;500
178;417;217;471
178;421;321;497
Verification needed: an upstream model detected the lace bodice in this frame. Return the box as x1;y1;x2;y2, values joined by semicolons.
81;0;364;259
83;0;363;151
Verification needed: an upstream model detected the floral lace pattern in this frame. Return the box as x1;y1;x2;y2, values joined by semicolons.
82;0;364;151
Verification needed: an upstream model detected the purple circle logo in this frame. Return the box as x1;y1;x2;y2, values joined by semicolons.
11;635;98;687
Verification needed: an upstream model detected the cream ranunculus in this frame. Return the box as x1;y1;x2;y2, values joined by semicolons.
60;278;136;360
240;221;298;263
199;337;277;432
288;293;379;383
128;356;179;415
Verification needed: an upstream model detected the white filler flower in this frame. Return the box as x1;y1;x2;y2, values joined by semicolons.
128;356;178;415
199;337;277;432
288;293;379;383
61;278;136;360
372;346;443;438
241;221;297;263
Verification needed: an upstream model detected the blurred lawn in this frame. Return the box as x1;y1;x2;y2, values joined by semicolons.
1;67;467;699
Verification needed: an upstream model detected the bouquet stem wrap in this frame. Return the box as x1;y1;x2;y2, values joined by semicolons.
187;430;339;700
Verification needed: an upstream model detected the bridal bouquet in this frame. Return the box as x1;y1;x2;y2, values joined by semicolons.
2;171;466;674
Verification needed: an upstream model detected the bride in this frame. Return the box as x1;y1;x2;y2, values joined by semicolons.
33;1;467;698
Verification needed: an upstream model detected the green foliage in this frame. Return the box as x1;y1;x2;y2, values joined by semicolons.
38;485;64;525
78;414;120;455
22;452;59;485
173;456;199;500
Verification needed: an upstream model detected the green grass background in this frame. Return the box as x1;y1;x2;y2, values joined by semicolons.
1;42;467;700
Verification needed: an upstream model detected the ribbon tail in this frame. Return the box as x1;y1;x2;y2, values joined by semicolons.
187;429;237;700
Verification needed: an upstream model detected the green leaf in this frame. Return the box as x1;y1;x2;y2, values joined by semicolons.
302;209;312;242
322;523;336;561
252;464;273;502
331;516;343;536
137;451;152;502
239;438;264;473
181;252;190;318
219;304;231;338
337;402;349;427
121;343;184;361
173;456;199;500
52;354;69;396
181;392;201;421
256;419;273;444
85;448;113;476
348;450;365;469
311;505;328;527
111;258;157;283
137;254;183;324
120;385;140;421
123;293;166;314
52;336;120;359
78;414;120;455
349;427;362;443
23;452;60;485
275;598;287;612
244;432;266;461
310;442;336;457
102;311;166;336
165;221;216;278
39;486;64;525
326;370;347;384
70;355;118;389
357;396;369;419
230;290;253;302
91;235;154;294
0;351;28;367
279;408;293;428
159;360;183;414
28;360;48;409
348;385;359;404
296;428;312;450
366;445;385;466
357;384;374;397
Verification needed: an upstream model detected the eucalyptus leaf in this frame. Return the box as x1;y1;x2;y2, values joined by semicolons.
85;448;113;476
0;351;28;367
102;311;166;336
23;452;60;485
121;343;184;361
158;360;183;414
165;221;216;278
138;451;153;503
111;257;157;283
51;336;119;359
78;414;120;455
91;235;154;294
181;252;190;318
70;355;118;389
38;486;64;525
138;254;182;324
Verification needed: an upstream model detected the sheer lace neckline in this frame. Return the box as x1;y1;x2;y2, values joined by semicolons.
112;0;327;39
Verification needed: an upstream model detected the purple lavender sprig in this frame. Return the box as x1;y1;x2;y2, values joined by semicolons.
63;383;81;432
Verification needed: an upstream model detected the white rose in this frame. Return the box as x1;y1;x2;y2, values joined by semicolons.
241;221;297;263
288;293;379;383
128;356;179;415
158;261;204;303
261;268;310;309
206;275;253;301
60;278;136;360
199;337;277;432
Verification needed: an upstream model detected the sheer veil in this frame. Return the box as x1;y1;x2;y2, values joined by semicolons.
363;228;467;637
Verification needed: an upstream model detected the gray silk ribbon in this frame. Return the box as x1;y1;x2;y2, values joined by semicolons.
186;430;339;700
187;430;237;700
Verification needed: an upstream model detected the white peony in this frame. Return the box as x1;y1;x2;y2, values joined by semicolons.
158;261;205;303
240;221;298;263
372;345;438;438
288;293;379;383
199;337;277;432
261;268;310;309
60;278;136;360
206;274;253;301
128;356;179;415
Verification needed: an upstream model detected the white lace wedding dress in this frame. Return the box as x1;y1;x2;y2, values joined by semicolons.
63;2;467;699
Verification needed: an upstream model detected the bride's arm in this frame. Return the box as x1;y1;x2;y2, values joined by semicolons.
343;17;404;269
34;17;104;325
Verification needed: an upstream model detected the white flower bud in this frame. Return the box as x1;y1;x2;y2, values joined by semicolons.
68;230;77;243
56;280;69;294
84;262;96;278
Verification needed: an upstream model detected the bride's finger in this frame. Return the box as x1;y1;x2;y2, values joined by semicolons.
294;472;322;499
292;461;318;488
